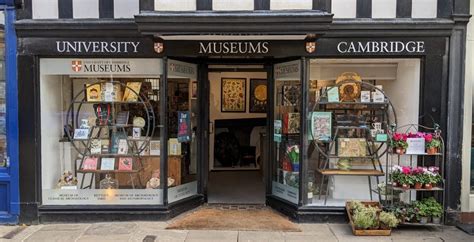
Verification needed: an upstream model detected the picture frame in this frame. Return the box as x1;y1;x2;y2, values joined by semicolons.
249;79;267;113
85;83;102;102
221;78;246;112
73;128;90;140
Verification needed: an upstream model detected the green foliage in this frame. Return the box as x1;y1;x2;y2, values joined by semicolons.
379;212;399;228
414;200;430;217
423;197;443;217
353;206;378;229
426;139;441;148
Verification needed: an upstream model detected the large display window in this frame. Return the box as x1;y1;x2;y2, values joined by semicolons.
304;59;421;207
40;58;165;205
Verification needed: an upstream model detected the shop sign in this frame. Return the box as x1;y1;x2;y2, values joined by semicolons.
336;41;425;54
168;59;197;79
198;41;269;55
40;58;163;76
272;181;298;204
56;41;140;54
168;181;198;203
42;189;163;205
274;60;300;80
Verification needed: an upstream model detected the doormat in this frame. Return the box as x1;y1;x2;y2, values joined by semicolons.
166;207;301;231
457;224;474;235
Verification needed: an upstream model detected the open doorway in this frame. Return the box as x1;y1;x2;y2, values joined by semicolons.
206;67;268;204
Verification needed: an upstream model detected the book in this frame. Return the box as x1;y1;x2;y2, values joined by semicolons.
102;82;122;102
274;120;282;142
82;157;98;170
360;91;371;103
150;140;160;156
110;132;127;154
74;128;89;140
115;111;129;126
283;113;300;134
86;84;101;102
122;82;142;102
117;139;128;155
90;139;102;154
177;111;191;142
137;141;150;156
100;158;115;170
327;87;340;102
118;157;133;171
337;138;367;157
310;112;331;141
168;138;181;155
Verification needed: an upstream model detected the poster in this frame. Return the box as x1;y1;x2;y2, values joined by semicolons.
274;120;282;142
221;78;246;112
177;111;191;142
282;85;300;106
310;112;332;141
249;79;267;113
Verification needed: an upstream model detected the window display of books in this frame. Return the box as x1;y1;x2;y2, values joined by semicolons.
65;80;155;190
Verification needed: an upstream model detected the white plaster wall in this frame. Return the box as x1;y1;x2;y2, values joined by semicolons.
332;0;357;18
270;0;312;10
461;1;474;212
73;0;99;19
213;0;254;11
114;0;139;18
372;0;397;19
155;0;196;11
412;0;437;18
208;72;267;170
32;0;59;19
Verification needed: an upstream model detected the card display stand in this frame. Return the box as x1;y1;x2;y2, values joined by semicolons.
65;80;155;189
310;81;397;205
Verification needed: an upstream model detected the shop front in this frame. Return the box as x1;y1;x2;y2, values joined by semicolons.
15;11;463;224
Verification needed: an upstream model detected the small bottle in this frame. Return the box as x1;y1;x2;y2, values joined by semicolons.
100;174;118;189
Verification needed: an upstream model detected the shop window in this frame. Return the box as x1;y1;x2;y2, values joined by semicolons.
40;58;164;205
166;60;198;203
271;60;302;204
305;59;421;206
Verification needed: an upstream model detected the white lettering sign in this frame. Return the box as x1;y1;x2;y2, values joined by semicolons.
199;41;269;54
56;41;140;53
272;181;298;204
42;189;163;205
337;41;425;54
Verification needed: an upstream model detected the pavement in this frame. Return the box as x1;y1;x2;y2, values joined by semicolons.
0;222;472;242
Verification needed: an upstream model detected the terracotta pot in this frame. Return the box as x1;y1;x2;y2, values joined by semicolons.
427;147;438;155
395;147;406;155
402;184;410;190
424;183;433;189
414;183;423;189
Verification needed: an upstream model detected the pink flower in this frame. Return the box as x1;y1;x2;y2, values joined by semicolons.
402;134;408;141
424;133;433;143
402;166;411;175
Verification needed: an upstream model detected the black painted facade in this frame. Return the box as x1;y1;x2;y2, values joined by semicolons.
14;1;471;224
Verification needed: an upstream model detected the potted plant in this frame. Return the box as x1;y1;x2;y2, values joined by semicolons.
379;211;399;229
398;166;414;189
391;132;408;154
424;166;441;189
425;133;441;154
391;165;403;187
414;200;430;224
412;167;424;189
425;198;443;224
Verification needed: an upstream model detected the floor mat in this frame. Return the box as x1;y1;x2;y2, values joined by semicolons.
456;224;474;235
167;206;301;232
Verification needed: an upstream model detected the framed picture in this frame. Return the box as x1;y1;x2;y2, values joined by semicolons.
249;79;267;113
73;128;89;140
310;112;332;141
191;82;198;99
85;83;101;102
221;78;246;112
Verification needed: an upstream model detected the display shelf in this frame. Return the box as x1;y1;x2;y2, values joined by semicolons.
77;169;141;174
328;155;375;159
316;169;384;176
84;154;138;157
393;153;443;157
318;101;390;105
73;101;140;104
392;187;444;191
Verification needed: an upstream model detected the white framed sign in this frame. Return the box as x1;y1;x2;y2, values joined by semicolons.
406;138;426;154
42;189;163;205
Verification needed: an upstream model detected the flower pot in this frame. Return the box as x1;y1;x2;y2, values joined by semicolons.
414;183;423;189
402;184;410;190
420;216;429;224
395;147;406;155
392;182;399;187
432;217;441;224
427;147;438;155
424;183;433;190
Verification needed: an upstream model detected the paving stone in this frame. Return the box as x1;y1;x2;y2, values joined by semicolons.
298;224;332;235
284;232;337;242
134;221;170;230
238;231;284;242
4;225;43;242
185;230;238;242
0;226;17;237
77;234;132;242
328;224;391;242
24;224;87;242
130;230;188;242
84;222;137;235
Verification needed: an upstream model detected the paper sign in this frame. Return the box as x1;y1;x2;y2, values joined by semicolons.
406;138;426;154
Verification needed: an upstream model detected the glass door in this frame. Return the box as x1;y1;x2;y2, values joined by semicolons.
270;60;303;205
165;59;199;204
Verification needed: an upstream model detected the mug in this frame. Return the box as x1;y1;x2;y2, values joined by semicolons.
370;129;378;138
372;122;382;130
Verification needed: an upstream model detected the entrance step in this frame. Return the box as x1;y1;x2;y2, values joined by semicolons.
203;203;266;211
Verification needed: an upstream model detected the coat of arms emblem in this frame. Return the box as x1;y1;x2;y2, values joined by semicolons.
306;42;316;54
71;60;82;72
154;42;164;54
